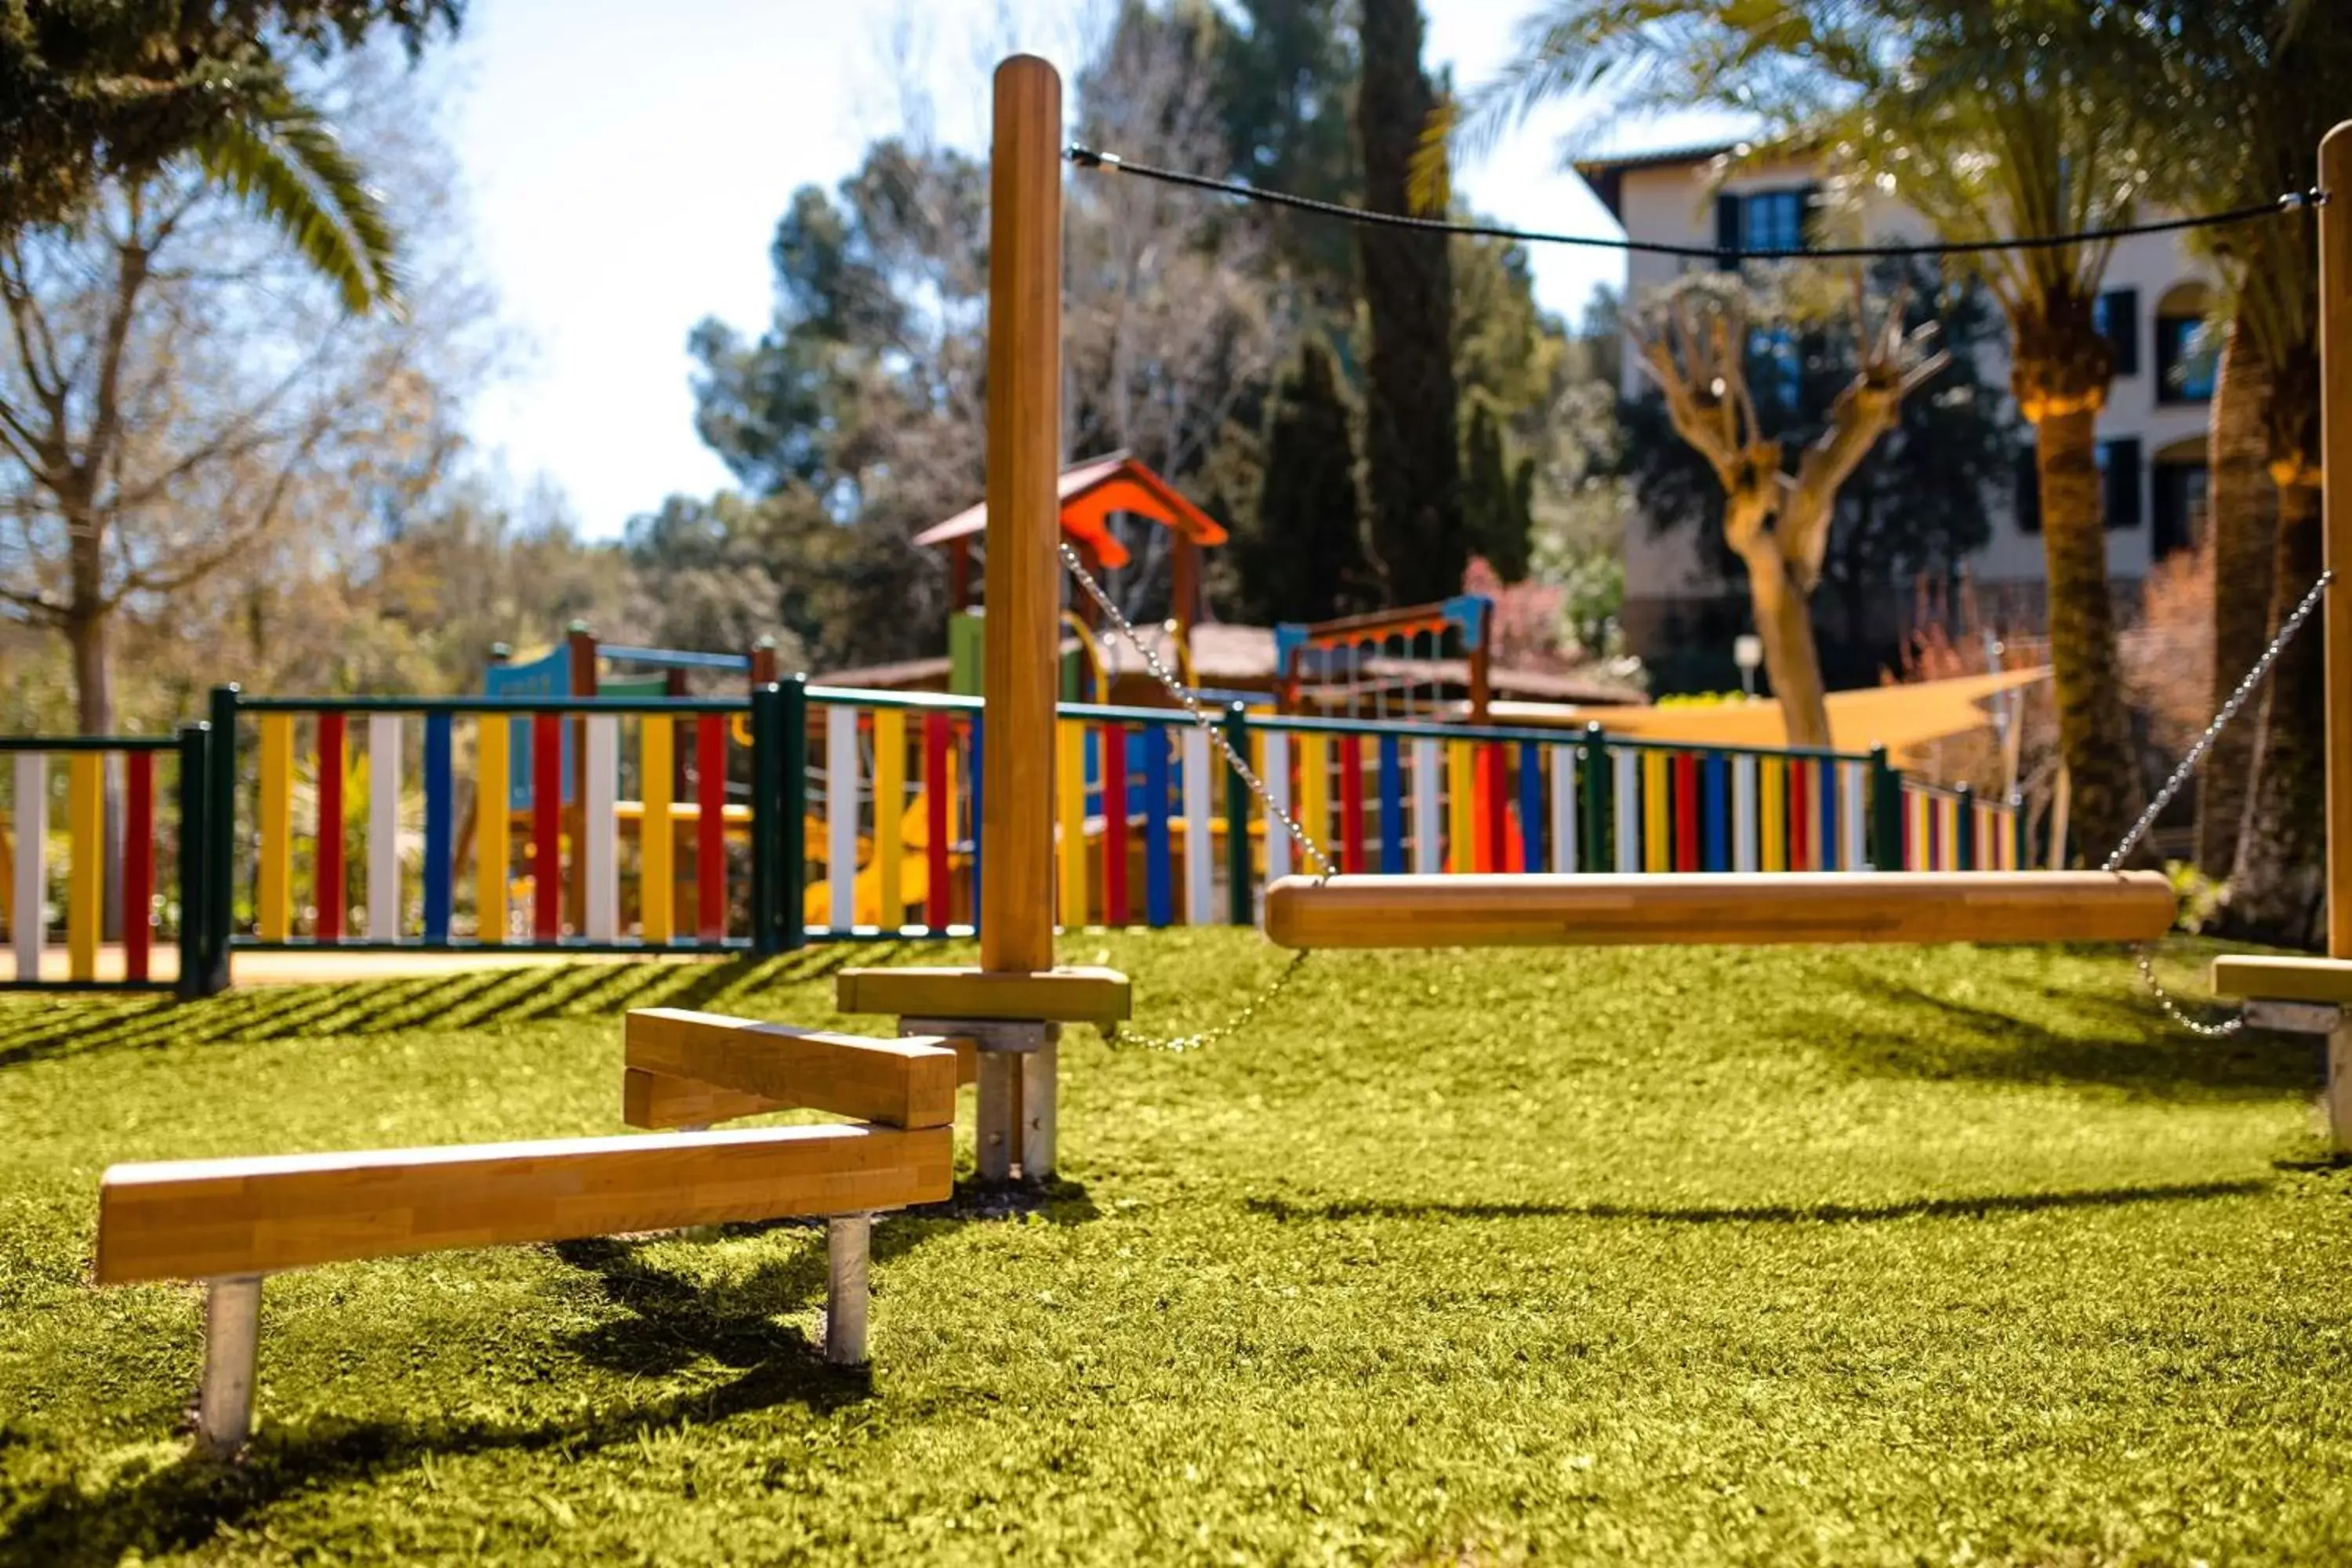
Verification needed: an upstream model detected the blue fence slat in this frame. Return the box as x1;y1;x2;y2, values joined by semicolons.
423;713;452;941
1145;731;1173;927
1518;741;1544;872
1378;735;1405;873
1703;753;1729;873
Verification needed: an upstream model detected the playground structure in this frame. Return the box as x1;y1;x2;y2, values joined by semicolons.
56;64;2352;1459
1277;596;1494;724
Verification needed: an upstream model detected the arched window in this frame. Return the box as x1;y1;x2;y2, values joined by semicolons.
2154;282;2216;405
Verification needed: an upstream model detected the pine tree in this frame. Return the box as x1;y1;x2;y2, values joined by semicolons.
1356;0;1465;606
1461;401;1533;581
1227;339;1370;623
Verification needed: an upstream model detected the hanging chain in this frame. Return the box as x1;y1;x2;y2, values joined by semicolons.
1065;543;2332;1046
2100;569;2332;1036
1060;541;1334;1050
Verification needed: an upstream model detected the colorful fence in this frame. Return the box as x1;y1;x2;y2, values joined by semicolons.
1;729;207;990
3;683;2026;992
213;691;768;955
1897;779;2025;872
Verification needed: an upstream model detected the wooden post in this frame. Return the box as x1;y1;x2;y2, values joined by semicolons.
977;55;1063;1182
981;57;1061;979
2322;122;2352;958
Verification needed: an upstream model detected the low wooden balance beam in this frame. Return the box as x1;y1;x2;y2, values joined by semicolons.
96;1020;957;1454
2210;955;2352;1152
1261;871;2178;950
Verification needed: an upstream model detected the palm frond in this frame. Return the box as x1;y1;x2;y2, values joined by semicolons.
191;91;402;316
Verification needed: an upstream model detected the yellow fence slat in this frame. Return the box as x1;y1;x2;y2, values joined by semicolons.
258;713;292;942
67;753;102;980
477;713;509;944
1057;719;1087;926
1760;757;1787;873
1446;740;1475;873
641;715;673;945
876;708;906;930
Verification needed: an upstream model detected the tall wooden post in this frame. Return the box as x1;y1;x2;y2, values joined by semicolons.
2322;123;2352;960
981;54;1062;981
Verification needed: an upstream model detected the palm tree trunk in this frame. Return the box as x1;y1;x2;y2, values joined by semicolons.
2034;403;2147;865
2229;477;2326;946
2195;322;2277;877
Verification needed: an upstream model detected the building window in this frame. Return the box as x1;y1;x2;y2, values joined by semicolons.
1748;325;1802;416
2092;289;2139;377
2016;445;2040;534
2151;463;2209;559
2155;316;2216;403
1715;187;1817;265
2098;437;2143;529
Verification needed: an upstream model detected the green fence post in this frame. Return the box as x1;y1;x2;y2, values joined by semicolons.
1955;783;1977;871
204;684;239;993
1580;722;1610;872
750;683;782;956
1868;746;1904;872
174;723;212;998
779;676;808;952
1224;704;1254;926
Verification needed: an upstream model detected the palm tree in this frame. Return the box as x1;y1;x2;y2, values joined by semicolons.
1445;0;2160;861
2132;0;2350;944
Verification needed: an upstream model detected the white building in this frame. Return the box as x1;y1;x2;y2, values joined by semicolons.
1575;144;2217;675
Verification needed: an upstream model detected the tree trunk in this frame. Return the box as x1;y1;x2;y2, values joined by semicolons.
1732;533;1832;748
2033;402;2148;865
2229;477;2326;947
2196;322;2278;877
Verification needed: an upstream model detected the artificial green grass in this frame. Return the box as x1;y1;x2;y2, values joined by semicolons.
2;934;2347;1566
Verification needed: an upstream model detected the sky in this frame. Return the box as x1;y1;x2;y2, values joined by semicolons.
436;0;1743;538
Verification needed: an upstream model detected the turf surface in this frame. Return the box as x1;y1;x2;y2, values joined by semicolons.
2;934;2347;1565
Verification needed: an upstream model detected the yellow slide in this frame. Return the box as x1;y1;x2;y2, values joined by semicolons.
802;788;960;926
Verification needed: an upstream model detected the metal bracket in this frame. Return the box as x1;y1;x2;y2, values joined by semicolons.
2244;999;2343;1036
898;1018;1060;1054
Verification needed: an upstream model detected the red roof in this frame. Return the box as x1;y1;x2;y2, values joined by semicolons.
913;452;1229;569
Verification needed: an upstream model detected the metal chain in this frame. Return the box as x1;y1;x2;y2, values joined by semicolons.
1066;544;2332;1047
1060;542;1334;1050
2100;568;2332;1036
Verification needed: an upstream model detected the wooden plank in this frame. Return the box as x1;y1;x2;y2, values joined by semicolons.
2210;953;2352;1004
623;1007;957;1128
1057;718;1087;925
622;1066;786;1130
1262;871;2177;950
836;964;1133;1025
980;53;1062;977
2324;122;2352;956
95;1123;953;1286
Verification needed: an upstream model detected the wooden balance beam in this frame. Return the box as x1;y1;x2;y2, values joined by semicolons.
1261;871;2177;950
97;1020;957;1454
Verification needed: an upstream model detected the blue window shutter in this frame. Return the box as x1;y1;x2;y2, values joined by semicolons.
2102;437;2143;528
2016;443;2042;535
2098;290;2139;376
1715;194;1741;269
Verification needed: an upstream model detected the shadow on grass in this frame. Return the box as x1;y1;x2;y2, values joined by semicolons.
1244;1178;2269;1227
0;1172;1092;1565
0;1216;910;1567
0;944;909;1073
1789;966;2322;1100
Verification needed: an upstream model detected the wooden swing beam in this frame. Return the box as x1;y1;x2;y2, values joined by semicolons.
1263;871;2177;950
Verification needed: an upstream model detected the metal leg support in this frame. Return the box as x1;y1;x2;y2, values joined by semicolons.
198;1275;263;1455
1021;1033;1058;1181
973;1051;1016;1184
825;1214;871;1366
2330;1022;2352;1154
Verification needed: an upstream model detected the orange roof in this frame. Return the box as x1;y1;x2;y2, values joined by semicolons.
913;452;1229;570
